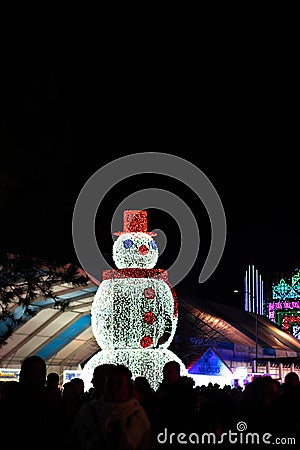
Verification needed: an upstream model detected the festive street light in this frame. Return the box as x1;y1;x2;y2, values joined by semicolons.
234;288;259;372
234;265;264;373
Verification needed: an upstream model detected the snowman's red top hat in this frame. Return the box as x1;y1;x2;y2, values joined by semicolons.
114;210;157;236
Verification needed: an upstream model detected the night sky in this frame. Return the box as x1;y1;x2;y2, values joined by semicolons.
1;56;299;309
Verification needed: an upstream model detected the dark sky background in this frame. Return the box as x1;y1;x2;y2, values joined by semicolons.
1;50;299;310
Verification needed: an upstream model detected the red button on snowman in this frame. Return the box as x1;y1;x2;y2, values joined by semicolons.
81;209;187;390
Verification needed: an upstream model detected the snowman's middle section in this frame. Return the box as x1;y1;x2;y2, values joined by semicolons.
92;277;178;350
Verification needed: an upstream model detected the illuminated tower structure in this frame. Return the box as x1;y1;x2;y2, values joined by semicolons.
81;210;187;390
267;268;300;340
244;264;264;315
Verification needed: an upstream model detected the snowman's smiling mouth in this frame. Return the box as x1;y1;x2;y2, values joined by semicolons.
138;245;149;255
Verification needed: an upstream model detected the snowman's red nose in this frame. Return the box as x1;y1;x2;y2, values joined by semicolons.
138;245;149;255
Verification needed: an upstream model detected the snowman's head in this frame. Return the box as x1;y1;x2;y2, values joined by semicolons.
113;232;159;269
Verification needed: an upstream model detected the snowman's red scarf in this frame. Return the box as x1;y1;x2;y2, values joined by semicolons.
102;268;178;317
103;268;168;281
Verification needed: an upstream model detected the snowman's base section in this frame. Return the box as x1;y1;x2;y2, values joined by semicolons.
81;348;187;392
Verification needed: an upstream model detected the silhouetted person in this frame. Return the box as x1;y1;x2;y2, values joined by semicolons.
152;361;196;437
272;371;300;436
0;355;63;450
87;363;116;401
62;380;85;432
70;376;86;403
0;379;19;404
45;371;63;409
237;376;281;434
67;364;153;450
46;371;60;390
283;371;300;390
133;375;156;424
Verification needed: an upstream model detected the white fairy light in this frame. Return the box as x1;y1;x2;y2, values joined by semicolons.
92;277;178;350
81;210;187;391
113;232;159;269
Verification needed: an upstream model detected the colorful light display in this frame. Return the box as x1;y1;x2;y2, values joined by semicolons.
244;264;264;315
272;271;300;300
81;210;187;390
267;269;300;339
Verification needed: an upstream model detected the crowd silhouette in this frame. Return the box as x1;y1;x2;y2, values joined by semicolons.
0;355;299;449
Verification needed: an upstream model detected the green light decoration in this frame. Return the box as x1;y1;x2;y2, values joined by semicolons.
292;270;300;295
272;269;300;300
277;310;300;328
292;270;300;287
273;279;293;299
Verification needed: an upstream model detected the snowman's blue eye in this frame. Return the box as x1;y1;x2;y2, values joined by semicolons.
150;240;158;250
123;239;134;249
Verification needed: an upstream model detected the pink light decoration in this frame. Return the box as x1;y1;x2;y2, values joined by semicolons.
268;300;300;313
268;300;300;321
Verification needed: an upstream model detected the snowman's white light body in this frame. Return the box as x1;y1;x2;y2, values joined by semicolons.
92;276;177;349
81;210;187;390
113;232;158;269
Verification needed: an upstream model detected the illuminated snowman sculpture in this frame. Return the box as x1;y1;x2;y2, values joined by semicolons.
81;210;187;390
